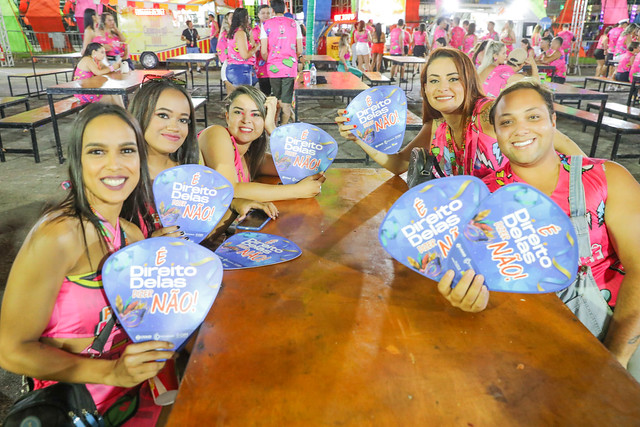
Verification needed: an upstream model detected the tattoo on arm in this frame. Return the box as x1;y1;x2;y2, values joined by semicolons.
628;335;640;345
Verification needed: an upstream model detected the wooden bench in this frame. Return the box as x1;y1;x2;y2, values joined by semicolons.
0;97;86;163
8;68;74;98
0;97;30;118
362;71;391;86
585;101;640;122
191;97;208;128
583;76;632;93
554;103;640;160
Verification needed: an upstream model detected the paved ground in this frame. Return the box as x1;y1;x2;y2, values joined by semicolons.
0;59;638;420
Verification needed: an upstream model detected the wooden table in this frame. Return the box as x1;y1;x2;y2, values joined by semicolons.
382;55;425;91
46;69;176;163
546;82;608;157
307;54;338;70
293;71;369;125
165;53;217;101
167;168;640;426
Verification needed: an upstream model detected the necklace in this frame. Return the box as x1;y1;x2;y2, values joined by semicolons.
90;206;127;252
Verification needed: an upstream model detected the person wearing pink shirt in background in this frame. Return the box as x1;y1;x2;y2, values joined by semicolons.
254;5;272;96
483;21;499;41
610;23;638;78
404;26;412;55
607;20;628;78
557;23;575;57
463;22;477;54
615;42;640;82
260;0;303;125
500;20;516;54
413;23;429;58
389;19;406;83
433;17;449;47
208;13;219;63
450;17;465;50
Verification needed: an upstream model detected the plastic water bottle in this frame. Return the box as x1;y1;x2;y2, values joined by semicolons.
310;63;317;85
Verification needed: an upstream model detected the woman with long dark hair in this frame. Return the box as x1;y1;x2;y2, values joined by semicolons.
199;85;325;201
129;79;277;239
335;48;582;177
370;23;386;72
0;104;170;425
73;42;123;106
81;8;98;55
226;8;260;86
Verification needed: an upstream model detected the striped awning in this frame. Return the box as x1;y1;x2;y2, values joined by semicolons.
99;0;219;11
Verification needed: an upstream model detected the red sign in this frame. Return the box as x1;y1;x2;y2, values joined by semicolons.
333;13;356;22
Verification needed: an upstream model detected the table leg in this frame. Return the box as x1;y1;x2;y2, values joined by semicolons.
205;61;210;101
590;98;606;157
48;94;64;164
628;76;637;106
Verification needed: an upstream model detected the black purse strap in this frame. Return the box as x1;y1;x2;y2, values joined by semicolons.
90;225;126;355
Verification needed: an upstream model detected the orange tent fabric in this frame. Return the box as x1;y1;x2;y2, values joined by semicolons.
24;0;65;51
556;0;574;24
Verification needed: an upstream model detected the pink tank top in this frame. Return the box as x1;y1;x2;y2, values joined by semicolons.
596;35;606;50
433;27;446;45
616;51;634;73
429;97;506;178
217;30;228;62
608;27;623;52
482;64;515;98
389;27;403;54
413;31;426;47
355;31;368;43
558;30;573;51
92;32;124;57
531;33;541;47
463;34;476;54
629;53;640;81
501;31;514;53
547;49;567;78
73;67;102;103
35;215;151;412
484;155;624;307
262;16;299;78
615;33;629;55
226;29;255;66
404;30;411;47
450;26;465;49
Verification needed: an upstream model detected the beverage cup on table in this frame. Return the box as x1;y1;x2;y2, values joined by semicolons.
120;60;129;73
148;358;179;406
303;70;311;86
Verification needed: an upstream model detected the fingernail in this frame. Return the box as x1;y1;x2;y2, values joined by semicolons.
176;225;180;229
185;237;190;240
180;231;185;236
345;118;350;122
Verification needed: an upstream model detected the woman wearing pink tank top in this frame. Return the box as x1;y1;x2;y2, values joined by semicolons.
129;78;277;241
0;104;173;426
594;26;611;77
199;86;326;202
225;8;260;87
500;20;516;54
335;48;581;178
462;23;477;54
413;23;429;58
353;20;372;72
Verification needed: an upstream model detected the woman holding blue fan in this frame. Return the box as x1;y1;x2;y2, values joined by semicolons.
335;48;582;179
129;78;278;240
0;104;172;425
199;85;326;202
